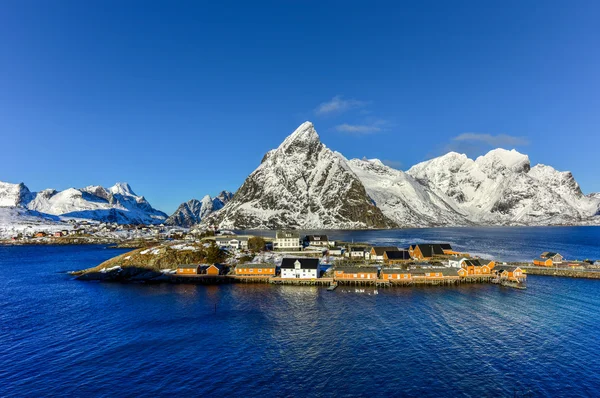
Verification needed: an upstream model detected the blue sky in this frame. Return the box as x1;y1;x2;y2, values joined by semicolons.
1;1;599;214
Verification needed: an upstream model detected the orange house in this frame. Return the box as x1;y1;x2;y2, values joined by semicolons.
334;266;379;280
236;264;276;276
533;258;553;266
383;250;411;265
410;268;460;280
177;265;200;275
380;268;412;280
495;266;525;282
460;259;495;275
408;244;446;260
205;264;224;276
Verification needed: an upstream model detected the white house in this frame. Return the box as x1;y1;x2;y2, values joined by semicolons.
304;235;333;247
274;230;302;251
280;258;320;279
328;247;344;256
345;246;366;259
215;236;249;250
448;257;471;268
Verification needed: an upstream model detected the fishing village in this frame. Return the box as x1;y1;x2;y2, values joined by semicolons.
70;229;583;290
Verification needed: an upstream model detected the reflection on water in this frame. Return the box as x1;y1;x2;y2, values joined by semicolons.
2;243;600;397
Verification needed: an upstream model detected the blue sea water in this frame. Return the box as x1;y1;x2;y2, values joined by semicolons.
1;227;600;397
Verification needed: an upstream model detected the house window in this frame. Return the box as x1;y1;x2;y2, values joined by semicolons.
258;269;262;273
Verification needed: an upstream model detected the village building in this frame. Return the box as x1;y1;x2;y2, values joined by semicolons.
203;264;225;276
34;232;47;238
280;258;319;279
540;252;564;263
494;266;525;282
459;259;495;275
334;266;379;280
176;265;200;275
383;250;411;265
345;246;367;259
533;257;553;267
274;230;302;251
327;247;344;256
215;236;249;250
380;268;412;281
408;244;449;260
304;235;332;247
367;246;400;261
235;263;276;276
410;267;460;280
53;231;63;237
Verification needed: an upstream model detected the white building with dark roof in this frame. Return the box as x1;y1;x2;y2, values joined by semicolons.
280;258;319;279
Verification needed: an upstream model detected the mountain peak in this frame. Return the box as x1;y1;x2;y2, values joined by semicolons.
278;121;320;151
109;182;136;196
476;148;530;173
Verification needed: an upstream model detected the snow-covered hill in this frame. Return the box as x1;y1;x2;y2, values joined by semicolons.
347;158;470;227
204;122;394;229
407;149;600;225
0;181;167;225
166;191;233;227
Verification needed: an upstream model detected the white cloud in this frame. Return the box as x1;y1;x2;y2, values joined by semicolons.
315;95;367;115
453;133;529;147
335;124;382;134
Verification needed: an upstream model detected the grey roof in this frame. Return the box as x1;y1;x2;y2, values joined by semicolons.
410;267;459;276
215;236;248;242
335;266;379;273
371;246;400;256
236;263;274;269
281;258;319;269
380;268;409;274
276;230;300;239
177;264;200;269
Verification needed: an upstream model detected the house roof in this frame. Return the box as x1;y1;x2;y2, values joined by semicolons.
177;264;200;269
412;244;446;257
496;266;520;273
371;246;400;256
276;230;300;239
385;250;411;260
281;258;319;269
380;268;409;275
335;266;379;273
463;259;483;267
237;263;273;269
410;267;459;276
305;235;328;241
350;246;366;252
439;243;453;251
541;252;559;258
535;257;552;262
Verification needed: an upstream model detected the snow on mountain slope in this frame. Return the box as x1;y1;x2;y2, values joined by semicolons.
348;158;470;227
408;149;599;225
204;122;394;229
0;207;66;239
1;180;167;225
166;191;233;227
0;181;34;207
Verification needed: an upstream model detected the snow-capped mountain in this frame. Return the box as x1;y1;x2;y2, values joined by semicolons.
166;191;233;227
407;149;600;225
204;122;394;229
0;181;167;224
347;158;470;227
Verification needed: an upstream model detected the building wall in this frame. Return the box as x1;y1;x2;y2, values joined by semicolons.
281;268;318;279
236;267;275;275
177;268;197;275
335;271;378;280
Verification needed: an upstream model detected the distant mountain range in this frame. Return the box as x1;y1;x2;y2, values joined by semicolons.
165;192;233;227
201;122;600;229
2;121;599;229
0;181;167;225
